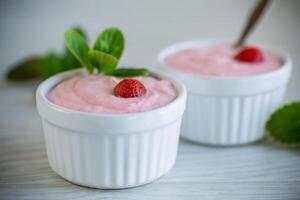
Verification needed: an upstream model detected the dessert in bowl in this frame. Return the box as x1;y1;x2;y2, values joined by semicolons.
36;68;186;189
159;40;292;146
36;27;186;189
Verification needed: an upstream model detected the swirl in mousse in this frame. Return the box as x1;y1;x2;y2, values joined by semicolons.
47;75;177;114
164;44;282;76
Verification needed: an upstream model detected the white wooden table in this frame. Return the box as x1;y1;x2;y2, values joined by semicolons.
1;0;300;199
1;82;300;200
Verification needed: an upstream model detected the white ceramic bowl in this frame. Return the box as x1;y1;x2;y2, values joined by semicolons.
158;40;292;146
36;69;186;189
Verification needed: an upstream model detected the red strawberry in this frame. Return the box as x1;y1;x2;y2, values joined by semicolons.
234;47;264;63
114;79;146;98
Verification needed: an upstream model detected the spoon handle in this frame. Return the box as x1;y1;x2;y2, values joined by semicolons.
234;0;272;48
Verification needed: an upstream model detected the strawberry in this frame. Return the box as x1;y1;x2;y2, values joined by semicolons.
114;79;146;98
234;47;264;63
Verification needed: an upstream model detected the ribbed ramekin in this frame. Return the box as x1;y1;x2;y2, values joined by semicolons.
36;69;186;189
158;40;292;146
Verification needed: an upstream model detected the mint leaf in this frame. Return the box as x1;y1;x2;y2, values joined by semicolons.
88;49;118;74
64;29;93;73
63;27;87;70
62;50;82;70
6;27;89;82
6;57;45;81
38;52;64;79
94;27;125;59
72;26;87;40
109;68;150;78
266;102;300;144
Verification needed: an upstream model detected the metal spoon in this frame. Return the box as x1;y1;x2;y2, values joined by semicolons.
234;0;272;48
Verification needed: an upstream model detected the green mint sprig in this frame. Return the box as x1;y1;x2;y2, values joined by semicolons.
6;27;150;81
266;102;300;144
6;27;87;81
64;27;150;77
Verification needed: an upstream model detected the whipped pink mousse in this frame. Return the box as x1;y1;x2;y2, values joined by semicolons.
164;44;282;76
47;75;177;114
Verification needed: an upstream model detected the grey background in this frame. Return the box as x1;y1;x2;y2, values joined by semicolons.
0;0;300;199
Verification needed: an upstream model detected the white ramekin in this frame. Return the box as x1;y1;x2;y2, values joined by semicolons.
36;69;186;189
158;40;292;146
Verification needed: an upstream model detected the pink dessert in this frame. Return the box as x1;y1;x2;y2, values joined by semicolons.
164;44;282;76
47;75;177;114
